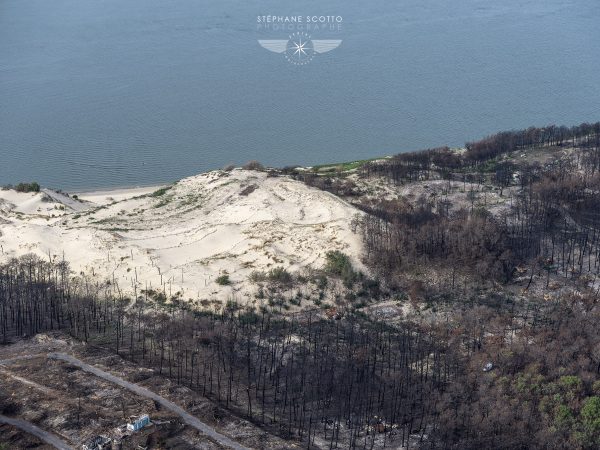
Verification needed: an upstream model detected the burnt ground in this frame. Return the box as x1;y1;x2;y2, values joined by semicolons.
0;423;55;450
0;333;296;450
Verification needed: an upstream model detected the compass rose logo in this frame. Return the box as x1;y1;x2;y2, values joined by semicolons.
285;32;314;65
258;32;342;65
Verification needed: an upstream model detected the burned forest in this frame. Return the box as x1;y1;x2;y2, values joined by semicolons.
3;121;600;449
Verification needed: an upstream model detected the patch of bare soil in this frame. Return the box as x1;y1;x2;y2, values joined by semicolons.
0;332;296;449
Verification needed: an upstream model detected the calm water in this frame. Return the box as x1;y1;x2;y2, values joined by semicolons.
1;0;599;191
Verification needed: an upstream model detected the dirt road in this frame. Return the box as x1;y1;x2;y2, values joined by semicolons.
48;352;250;450
0;415;73;450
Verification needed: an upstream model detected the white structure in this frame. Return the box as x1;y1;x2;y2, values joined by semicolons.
127;414;150;432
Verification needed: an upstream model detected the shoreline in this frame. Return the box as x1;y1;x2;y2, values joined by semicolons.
74;184;166;205
47;156;390;197
72;183;166;195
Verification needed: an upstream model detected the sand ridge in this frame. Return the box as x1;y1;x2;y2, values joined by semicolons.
0;169;363;304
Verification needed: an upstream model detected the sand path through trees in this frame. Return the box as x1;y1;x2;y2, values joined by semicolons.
49;353;250;450
0;415;73;450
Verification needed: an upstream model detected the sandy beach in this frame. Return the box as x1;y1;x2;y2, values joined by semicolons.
74;185;165;205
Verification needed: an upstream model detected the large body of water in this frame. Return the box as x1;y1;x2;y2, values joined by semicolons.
1;0;599;191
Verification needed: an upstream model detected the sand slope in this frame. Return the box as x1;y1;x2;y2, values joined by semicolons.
0;170;363;304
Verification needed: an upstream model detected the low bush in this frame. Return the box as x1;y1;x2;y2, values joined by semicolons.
325;250;358;286
267;266;293;284
151;186;171;197
250;267;293;285
243;160;264;170
14;181;40;193
216;274;231;286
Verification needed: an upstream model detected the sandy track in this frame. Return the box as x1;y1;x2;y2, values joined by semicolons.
0;414;73;450
49;353;250;450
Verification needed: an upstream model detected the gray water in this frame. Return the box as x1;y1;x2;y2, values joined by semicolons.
1;0;599;191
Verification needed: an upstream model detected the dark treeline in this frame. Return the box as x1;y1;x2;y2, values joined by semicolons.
5;123;600;448
348;124;600;447
360;122;600;183
360;201;514;282
360;147;461;185
501;165;600;280
292;171;361;199
464;122;600;164
4;260;600;448
358;123;600;284
432;298;600;449
0;255;455;449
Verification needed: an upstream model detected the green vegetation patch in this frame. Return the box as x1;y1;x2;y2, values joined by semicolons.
312;157;383;174
150;186;171;197
216;274;231;285
325;250;359;286
249;266;293;285
6;181;41;193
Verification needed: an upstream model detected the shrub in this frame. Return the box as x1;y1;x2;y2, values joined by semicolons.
267;266;293;284
243;160;264;170
239;184;258;196
580;396;600;446
296;274;308;283
14;181;40;193
325;250;352;275
151;186;171;197
559;375;583;393
251;267;293;285
315;274;328;290
249;271;267;283
216;274;231;286
553;404;575;430
325;250;357;286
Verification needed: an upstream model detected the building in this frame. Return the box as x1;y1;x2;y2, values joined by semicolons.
82;435;111;450
127;414;150;432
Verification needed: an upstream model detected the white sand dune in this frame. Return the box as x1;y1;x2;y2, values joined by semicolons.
0;170;363;305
